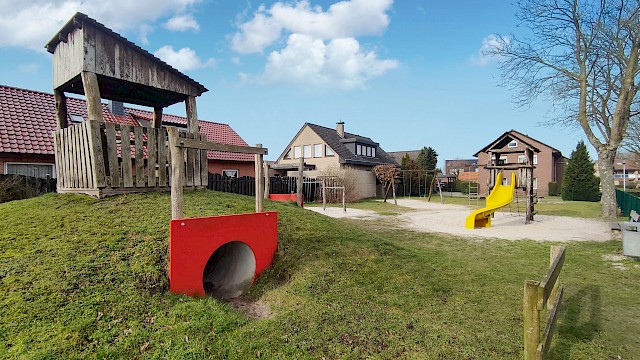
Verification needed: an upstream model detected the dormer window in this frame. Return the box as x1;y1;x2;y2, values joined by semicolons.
69;114;84;124
508;140;518;148
355;143;376;157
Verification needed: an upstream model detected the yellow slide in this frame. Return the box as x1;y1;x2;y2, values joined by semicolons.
465;172;516;229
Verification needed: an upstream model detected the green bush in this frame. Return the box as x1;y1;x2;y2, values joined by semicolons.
561;141;601;202
548;181;559;196
454;181;471;194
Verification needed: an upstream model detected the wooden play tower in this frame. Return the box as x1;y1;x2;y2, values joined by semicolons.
483;137;537;224
44;13;266;198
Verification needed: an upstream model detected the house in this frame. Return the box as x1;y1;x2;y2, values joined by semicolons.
445;159;478;177
274;122;397;199
474;130;567;197
387;150;422;165
0;84;254;179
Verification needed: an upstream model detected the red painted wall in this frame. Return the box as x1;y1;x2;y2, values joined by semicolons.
207;160;255;177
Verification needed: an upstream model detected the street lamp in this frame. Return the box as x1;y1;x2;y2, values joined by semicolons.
617;161;626;191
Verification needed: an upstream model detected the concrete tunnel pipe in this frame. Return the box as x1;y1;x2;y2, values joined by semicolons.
203;241;256;300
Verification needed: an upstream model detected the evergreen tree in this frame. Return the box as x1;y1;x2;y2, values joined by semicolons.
561;141;600;201
400;153;412;170
416;147;438;171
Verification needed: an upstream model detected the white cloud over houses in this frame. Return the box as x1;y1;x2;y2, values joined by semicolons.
0;0;201;51
470;34;510;66
264;34;398;88
154;45;216;72
164;14;200;32
231;0;397;89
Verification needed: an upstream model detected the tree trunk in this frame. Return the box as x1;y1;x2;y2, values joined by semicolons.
596;150;618;219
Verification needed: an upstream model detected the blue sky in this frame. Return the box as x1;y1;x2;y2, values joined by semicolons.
0;0;588;165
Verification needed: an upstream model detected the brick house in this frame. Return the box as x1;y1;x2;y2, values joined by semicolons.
474;130;567;197
274;122;397;199
0;85;254;179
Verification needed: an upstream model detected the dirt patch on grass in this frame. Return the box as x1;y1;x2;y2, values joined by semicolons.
307;199;612;242
228;298;272;319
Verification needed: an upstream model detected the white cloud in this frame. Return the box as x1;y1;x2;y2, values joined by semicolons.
164;14;199;32
264;34;398;89
154;45;216;71
470;34;510;66
232;0;392;53
232;0;397;89
0;0;202;51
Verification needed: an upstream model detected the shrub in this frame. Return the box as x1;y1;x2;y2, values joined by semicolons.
548;181;559;196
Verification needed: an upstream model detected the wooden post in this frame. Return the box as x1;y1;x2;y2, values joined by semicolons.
525;148;535;224
80;71;103;122
255;144;264;212
185;96;199;134
263;162;270;200
168;127;184;220
322;178;327;210
54;89;68;129
342;186;346;212
524;280;541;360
153;106;163;128
548;245;562;310
297;156;304;207
392;177;397;205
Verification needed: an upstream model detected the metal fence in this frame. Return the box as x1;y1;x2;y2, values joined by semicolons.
207;174;325;202
616;189;640;217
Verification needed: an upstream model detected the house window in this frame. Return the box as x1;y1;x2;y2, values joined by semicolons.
5;163;56;179
223;169;238;178
517;155;526;164
356;144;362;155
499;155;508;165
533;177;538;190
293;146;302;159
366;146;372;157
372;147;376;157
533;155;538;165
508;140;518;148
303;145;311;158
69;114;84;124
314;144;322;158
325;146;335;157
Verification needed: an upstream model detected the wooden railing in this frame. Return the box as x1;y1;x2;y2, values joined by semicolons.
523;245;565;360
53;120;208;197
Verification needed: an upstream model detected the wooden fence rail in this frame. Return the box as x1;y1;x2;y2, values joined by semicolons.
524;245;565;360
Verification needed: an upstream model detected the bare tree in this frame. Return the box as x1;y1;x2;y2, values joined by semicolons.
490;0;640;219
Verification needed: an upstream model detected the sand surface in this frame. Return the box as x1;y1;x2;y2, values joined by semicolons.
306;198;612;242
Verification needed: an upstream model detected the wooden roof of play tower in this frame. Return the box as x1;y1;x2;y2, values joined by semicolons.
45;12;208;108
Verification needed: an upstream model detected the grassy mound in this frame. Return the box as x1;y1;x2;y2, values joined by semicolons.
0;191;638;359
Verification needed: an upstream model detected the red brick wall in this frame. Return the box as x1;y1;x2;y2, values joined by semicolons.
0;153;55;175
207;160;255;177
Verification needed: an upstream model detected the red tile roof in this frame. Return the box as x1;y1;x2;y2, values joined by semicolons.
0;85;253;162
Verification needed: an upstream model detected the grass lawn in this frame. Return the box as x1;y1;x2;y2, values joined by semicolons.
1;191;638;358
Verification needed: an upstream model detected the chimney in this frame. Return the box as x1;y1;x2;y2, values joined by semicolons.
336;121;345;138
108;100;125;116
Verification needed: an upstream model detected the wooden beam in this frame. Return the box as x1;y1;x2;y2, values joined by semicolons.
297;157;304;207
255;144;264;212
523;280;541;360
538;286;564;358
263;162;270;200
54;90;68;129
538;246;566;309
153;106;163;128
525;148;535;224
185;96;199;134
168;127;184;220
178;138;268;155
81;71;103;122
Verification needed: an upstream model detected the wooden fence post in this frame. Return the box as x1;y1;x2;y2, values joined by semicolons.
524;280;541;360
255;144;264;212
548;245;562;310
297;156;304;207
264;162;270;200
168;127;184;220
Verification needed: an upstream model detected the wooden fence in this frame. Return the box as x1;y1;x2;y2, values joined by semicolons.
54;121;207;197
523;245;566;360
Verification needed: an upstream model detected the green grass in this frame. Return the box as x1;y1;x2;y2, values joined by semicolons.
1;191;638;358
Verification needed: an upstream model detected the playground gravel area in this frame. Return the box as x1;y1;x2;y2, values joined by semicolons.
307;198;612;242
